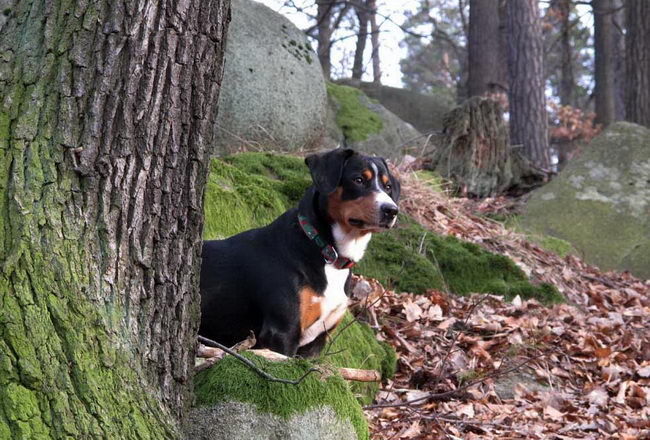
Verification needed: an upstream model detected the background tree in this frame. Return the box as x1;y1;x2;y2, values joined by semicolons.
467;0;505;97
352;0;370;79
507;0;550;168
0;0;230;437
369;0;382;83
625;0;650;127
593;0;617;126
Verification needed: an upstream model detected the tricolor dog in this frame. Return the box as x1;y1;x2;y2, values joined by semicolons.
199;148;401;357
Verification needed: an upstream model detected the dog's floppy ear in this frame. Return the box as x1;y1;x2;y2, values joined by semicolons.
381;158;401;202
305;148;355;194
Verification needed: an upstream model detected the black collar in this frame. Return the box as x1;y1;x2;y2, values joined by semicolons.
297;214;355;270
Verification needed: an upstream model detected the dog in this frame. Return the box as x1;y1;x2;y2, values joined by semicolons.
199;148;401;357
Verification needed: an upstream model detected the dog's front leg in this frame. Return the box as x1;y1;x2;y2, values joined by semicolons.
259;316;300;357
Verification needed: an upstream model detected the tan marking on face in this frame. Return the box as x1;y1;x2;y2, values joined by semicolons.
381;174;389;185
362;169;373;180
327;187;377;235
300;287;322;331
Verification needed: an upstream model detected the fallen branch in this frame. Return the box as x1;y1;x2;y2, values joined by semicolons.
197;336;382;383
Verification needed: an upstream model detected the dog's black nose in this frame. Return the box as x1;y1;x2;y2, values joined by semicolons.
381;204;399;219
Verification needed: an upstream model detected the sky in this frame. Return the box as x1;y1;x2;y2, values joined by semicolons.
258;0;421;87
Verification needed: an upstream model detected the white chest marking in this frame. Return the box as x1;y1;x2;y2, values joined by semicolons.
299;265;349;347
332;223;372;262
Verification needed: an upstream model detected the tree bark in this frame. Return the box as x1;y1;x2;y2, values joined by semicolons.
468;0;503;97
369;0;381;84
625;0;650;127
317;0;334;79
507;0;550;169
593;0;616;126
352;1;370;80
556;0;575;106
0;0;230;438
612;0;626;120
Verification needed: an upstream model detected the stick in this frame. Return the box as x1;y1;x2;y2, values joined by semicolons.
249;349;382;382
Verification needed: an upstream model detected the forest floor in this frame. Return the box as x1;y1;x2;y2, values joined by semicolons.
357;164;650;439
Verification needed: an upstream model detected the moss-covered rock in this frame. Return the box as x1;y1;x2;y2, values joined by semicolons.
325;313;397;405
521;122;650;279
326;82;383;143
326;82;421;160
355;215;562;303
193;354;368;440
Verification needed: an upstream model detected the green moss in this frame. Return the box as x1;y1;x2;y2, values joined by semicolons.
355;215;563;304
324;313;396;405
194;353;368;440
203;153;310;239
326;82;383;142
503;215;576;258
413;169;446;192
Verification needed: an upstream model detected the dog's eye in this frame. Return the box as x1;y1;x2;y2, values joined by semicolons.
354;177;364;185
385;184;392;191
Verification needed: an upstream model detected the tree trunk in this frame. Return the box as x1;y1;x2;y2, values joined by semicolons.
317;0;334;79
625;0;650;127
507;0;550;169
369;0;381;84
352;1;370;80
556;0;575;106
612;0;626;120
0;0;230;438
468;0;503;97
593;0;616;126
428;97;550;198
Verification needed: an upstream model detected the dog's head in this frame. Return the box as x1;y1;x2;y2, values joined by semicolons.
305;148;401;233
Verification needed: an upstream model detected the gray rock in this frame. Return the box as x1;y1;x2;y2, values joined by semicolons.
521;122;650;279
338;79;453;133
183;402;357;440
351;95;422;160
215;0;328;153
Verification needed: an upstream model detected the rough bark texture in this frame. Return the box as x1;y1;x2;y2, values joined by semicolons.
352;0;369;80
612;0;625;121
428;97;551;198
0;0;230;438
507;0;550;169
468;0;503;97
625;0;650;127
593;0;616;126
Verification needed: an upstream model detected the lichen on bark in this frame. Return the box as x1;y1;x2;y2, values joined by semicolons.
0;0;231;438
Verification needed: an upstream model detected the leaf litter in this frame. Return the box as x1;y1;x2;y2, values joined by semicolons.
351;167;650;439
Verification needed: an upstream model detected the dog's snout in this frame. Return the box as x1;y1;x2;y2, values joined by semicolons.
381;204;399;219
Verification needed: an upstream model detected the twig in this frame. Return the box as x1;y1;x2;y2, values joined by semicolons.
197;335;320;385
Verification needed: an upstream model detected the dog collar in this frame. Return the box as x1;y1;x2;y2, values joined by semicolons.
297;214;356;270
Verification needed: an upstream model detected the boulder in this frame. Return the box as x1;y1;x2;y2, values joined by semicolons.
326;83;421;160
187;354;368;440
215;0;328;153
184;402;357;440
521;122;650;279
338;79;453;133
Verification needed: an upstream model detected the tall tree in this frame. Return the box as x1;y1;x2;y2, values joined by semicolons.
507;0;550;168
467;0;504;97
556;0;575;106
369;0;382;83
352;0;370;80
593;0;617;126
316;0;334;78
0;0;230;437
625;0;650;127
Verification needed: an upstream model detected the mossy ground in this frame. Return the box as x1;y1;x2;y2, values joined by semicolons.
355;215;563;303
194;353;368;440
324;313;397;405
499;215;576;259
326;82;383;142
